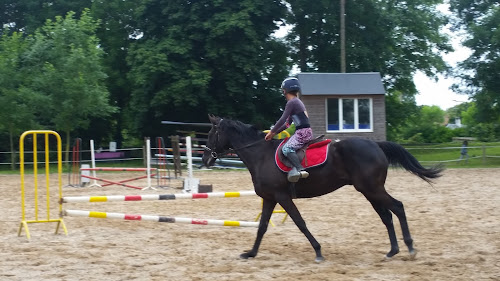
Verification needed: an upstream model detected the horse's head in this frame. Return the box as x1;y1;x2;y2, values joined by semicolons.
202;114;232;167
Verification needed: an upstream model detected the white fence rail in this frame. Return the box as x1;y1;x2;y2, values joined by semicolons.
1;144;499;167
404;145;500;164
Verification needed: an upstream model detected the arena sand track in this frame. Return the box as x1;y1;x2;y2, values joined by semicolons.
0;168;498;281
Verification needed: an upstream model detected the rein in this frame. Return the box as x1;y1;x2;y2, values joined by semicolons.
233;138;266;150
204;119;266;159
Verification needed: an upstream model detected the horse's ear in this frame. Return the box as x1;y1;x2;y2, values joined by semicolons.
208;114;220;125
208;114;216;124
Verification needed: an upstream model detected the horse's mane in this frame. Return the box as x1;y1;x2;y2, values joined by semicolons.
221;119;266;140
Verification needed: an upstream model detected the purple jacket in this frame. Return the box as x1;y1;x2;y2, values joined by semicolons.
271;98;310;134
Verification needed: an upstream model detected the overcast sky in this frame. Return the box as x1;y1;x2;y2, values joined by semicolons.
414;3;472;110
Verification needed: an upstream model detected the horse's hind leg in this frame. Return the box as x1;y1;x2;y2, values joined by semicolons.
276;193;324;262
365;191;416;259
388;196;417;259
369;201;400;258
240;198;276;259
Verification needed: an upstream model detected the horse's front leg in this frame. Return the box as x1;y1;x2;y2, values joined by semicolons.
240;198;276;259
276;192;324;262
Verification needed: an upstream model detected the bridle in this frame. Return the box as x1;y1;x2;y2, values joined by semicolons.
204;119;265;159
204;120;224;159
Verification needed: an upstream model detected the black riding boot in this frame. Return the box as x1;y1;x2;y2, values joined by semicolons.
286;151;309;182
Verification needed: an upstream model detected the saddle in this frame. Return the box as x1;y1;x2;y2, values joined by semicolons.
275;135;332;172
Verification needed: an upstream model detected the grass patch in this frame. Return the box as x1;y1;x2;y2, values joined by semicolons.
404;142;500;168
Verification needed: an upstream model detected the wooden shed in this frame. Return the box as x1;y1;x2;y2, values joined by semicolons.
297;72;386;141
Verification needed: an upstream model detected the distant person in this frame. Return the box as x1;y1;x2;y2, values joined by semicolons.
459;140;469;164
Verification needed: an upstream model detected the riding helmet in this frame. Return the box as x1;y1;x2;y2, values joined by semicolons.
281;77;301;93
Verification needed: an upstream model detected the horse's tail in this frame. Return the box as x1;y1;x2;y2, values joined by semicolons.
377;141;443;184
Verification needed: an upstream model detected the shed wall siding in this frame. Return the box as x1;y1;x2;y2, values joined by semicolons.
301;95;386;141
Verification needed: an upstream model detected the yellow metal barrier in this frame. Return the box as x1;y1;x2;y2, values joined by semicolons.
18;130;67;239
254;199;288;227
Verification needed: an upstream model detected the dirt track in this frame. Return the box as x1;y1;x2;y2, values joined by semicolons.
1;168;499;280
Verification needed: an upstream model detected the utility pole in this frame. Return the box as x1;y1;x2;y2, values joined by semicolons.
340;0;346;73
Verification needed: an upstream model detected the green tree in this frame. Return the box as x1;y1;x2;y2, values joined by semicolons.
420;105;445;125
286;0;451;89
126;0;290;136
460;102;477;126
385;91;419;141
0;1;460;146
401;105;452;143
24;10;116;162
87;0;140;147
0;31;40;169
446;102;472;121
457;102;498;141
1;0;91;34
285;0;452;141
450;1;500;129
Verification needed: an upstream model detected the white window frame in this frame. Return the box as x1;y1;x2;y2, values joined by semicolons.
325;97;374;133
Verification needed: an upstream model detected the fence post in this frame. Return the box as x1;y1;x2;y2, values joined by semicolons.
482;145;486;164
170;135;182;177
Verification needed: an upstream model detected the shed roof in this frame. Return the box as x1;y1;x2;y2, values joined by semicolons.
297;72;385;95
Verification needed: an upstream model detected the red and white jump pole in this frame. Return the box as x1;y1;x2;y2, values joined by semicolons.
63;210;259;227
62;191;257;203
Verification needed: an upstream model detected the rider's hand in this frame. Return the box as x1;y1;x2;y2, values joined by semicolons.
265;131;275;141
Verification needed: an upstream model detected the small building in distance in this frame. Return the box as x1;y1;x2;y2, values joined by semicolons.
298;72;387;141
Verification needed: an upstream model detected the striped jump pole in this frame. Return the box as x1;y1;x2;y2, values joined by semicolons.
62;190;257;203
64;210;259;227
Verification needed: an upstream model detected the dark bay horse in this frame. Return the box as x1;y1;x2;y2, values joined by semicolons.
202;115;443;262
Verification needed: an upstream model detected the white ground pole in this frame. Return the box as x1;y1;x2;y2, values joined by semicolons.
183;136;199;193
142;138;155;190
87;140;102;188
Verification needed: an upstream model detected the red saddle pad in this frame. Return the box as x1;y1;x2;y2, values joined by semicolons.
275;138;332;172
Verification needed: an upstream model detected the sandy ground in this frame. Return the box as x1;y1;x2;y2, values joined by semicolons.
0;168;499;281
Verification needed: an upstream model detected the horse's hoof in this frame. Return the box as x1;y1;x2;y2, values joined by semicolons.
409;249;418;260
384;253;397;260
315;256;325;263
384;248;399;260
240;251;255;260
